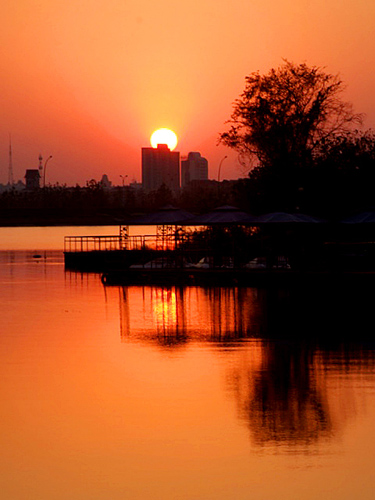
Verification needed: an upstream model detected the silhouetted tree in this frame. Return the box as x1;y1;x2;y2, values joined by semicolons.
302;130;375;217
315;129;375;172
219;61;362;173
151;183;175;209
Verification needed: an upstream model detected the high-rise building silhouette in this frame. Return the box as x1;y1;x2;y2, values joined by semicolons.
181;152;208;188
142;144;180;192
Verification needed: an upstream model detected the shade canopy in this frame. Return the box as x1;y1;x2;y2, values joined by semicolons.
342;211;375;223
185;206;252;225
250;212;322;223
123;206;322;226
123;205;194;225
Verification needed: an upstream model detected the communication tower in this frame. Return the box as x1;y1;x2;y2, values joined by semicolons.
8;134;14;186
38;153;43;175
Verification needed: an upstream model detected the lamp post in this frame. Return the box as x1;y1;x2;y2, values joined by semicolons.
120;174;128;187
43;155;53;188
218;155;227;183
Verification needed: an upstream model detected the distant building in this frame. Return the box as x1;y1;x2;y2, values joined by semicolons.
25;170;40;190
100;174;112;188
142;144;180;192
181;152;208;188
0;181;25;193
129;180;142;190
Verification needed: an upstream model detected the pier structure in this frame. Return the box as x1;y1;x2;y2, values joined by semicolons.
63;206;375;283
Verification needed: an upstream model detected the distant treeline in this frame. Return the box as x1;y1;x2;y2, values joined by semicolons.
0;154;374;226
0;180;235;226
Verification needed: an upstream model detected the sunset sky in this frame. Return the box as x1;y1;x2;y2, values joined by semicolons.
1;0;375;186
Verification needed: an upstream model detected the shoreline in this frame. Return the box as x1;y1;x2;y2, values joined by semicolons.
0;216;122;227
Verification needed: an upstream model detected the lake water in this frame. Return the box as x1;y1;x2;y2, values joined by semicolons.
1;227;375;499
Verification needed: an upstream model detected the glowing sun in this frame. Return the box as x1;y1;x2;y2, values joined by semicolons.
150;128;178;150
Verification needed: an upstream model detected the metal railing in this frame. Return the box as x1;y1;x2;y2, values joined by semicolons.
64;234;182;253
64;236;123;253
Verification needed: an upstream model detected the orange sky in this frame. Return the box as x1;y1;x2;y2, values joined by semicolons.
1;0;375;185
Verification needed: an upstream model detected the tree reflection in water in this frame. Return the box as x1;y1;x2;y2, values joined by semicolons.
229;340;333;447
116;282;375;447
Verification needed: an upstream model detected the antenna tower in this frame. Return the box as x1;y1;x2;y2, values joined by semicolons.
8;134;14;186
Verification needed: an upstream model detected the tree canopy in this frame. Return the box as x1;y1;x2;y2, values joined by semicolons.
219;61;362;172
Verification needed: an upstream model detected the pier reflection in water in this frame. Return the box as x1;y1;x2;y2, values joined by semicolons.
114;282;375;451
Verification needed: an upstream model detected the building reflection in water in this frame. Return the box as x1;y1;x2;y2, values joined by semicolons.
118;286;266;345
114;283;375;449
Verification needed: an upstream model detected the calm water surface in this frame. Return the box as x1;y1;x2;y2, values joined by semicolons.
1;227;375;499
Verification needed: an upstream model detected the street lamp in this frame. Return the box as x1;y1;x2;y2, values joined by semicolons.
120;174;128;187
43;155;53;188
218;155;227;182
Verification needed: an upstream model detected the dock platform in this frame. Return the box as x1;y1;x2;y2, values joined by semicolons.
100;267;374;287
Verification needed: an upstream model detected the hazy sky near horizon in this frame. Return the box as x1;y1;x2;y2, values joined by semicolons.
1;0;375;185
